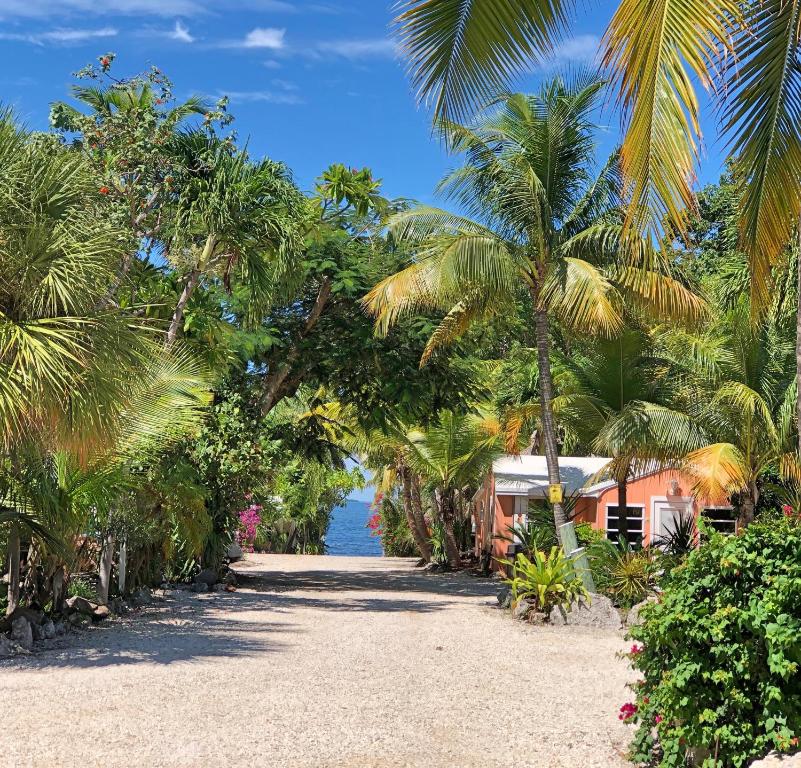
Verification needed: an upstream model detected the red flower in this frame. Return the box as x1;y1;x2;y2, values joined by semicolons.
630;644;644;655
783;504;794;517
99;186;110;195
100;57;110;69
619;702;637;721
655;715;663;725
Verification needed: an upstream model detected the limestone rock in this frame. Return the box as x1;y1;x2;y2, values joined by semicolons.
497;586;512;609
750;752;801;768
549;594;623;629
223;571;238;587
190;581;208;593
42;619;56;640
30;622;44;641
53;620;67;636
130;588;152;606
626;597;658;626
66;595;99;616
92;605;110;621
513;598;535;620
227;543;244;562
11;616;33;651
194;568;217;587
0;634;19;658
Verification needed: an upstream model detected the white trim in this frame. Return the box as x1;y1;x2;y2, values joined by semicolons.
650;496;694;543
604;502;645;542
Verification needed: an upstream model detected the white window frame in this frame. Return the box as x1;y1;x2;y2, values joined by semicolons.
650;496;695;544
604;502;645;544
700;505;737;535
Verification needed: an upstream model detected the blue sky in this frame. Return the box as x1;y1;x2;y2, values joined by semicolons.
0;1;728;502
0;1;727;203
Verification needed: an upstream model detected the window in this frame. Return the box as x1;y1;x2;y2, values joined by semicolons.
605;505;644;545
702;507;736;534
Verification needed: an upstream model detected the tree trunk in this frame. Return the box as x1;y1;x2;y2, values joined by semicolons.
118;537;127;595
738;484;758;529
399;466;431;562
97;532;114;605
52;567;65;614
617;480;630;545
166;268;200;348
532;306;567;532
796;236;801;457
439;491;462;569
6;522;20;616
410;474;432;561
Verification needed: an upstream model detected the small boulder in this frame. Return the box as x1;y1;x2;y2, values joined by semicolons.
513;598;536;620
130;588;152;606
212;583;226;592
109;597;126;615
0;634;19;658
30;622;44;642
750;752;801;767
227;543;244;562
65;595;99;616
92;605;110;621
526;611;548;625
42;619;56;640
497;586;512;609
190;581;208;593
194;568;217;587
11;616;33;651
223;571;238;587
549;594;623;629
53;620;67;636
626;597;658;626
68;613;88;627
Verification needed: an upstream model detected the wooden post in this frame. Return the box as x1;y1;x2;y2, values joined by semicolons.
117;537;127;595
52;567;65;614
97;532;114;605
6;522;20;616
558;521;595;593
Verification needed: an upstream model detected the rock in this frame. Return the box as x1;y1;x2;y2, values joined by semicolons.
53;620;67;636
190;581;208;593
130;588;152;606
110;597;126;615
497;586;512;609
92;605;110;621
68;613;88;627
11;616;33;651
194;568;218;587
0;634;19;658
212;583;226;592
626;597;657;626
549;594;623;629
30;622;44;641
513;598;536;620
66;595;99;616
750;752;801;767
42;619;56;640
526;611;548;625
223;571;238;587
227;543;244;562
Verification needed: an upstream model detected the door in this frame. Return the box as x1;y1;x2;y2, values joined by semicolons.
652;498;693;545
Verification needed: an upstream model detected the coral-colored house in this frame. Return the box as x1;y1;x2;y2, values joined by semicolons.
473;455;736;569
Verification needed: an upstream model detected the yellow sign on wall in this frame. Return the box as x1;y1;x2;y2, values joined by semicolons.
548;483;564;504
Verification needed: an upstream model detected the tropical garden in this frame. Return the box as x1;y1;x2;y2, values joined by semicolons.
2;0;801;764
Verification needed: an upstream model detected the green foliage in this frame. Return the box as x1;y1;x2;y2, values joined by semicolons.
588;538;661;609
627;516;801;767
502;547;589;615
371;494;417;557
67;577;96;600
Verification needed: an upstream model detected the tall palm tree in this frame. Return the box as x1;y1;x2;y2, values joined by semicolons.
366;77;702;538
405;410;501;568
393;0;801;452
164;133;306;347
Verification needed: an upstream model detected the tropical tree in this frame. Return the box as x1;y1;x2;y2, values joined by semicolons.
393;0;801;453
405;409;501;567
366;77;701;538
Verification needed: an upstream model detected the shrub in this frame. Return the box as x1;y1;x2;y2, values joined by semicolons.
367;494;417;557
626;516;801;767
589;538;661;608
502;546;589;615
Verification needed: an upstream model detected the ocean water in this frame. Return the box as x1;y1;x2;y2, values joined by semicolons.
326;499;383;556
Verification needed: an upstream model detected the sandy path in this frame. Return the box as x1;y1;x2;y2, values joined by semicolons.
0;554;634;767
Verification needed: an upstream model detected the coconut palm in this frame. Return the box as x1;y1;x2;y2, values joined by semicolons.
366;77;702;537
394;0;801;451
405;410;502;568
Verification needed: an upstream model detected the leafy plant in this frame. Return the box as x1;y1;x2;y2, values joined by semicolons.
589;538;661;608
502;547;589;616
627;516;801;767
652;513;697;558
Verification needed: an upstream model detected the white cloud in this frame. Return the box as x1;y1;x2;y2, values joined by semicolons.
0;26;118;45
315;38;397;60
0;0;200;18
170;20;194;43
263;60;282;69
223;89;303;105
241;27;285;50
545;34;600;67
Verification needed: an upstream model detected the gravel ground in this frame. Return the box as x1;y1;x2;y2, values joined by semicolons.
1;554;634;768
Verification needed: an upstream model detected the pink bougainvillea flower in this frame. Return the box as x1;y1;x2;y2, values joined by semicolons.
619;702;637;721
655;715;663;724
630;644;644;655
99;186;110;195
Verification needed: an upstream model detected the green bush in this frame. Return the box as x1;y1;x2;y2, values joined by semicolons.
626;516;801;767
589;538;662;608
502;546;589;615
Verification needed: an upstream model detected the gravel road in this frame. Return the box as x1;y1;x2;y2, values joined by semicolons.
1;554;634;767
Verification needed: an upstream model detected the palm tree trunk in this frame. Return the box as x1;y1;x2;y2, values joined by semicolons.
738;483;759;529
399;466;431;561
439;490;462;569
166;268;200;348
6;522;20;616
410;474;432;561
533;306;567;531
796;236;801;457
97;532;114;605
617;480;630;545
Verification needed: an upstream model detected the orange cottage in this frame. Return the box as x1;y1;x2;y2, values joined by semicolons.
473;455;736;570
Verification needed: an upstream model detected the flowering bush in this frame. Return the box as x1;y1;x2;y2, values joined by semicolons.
365;492;416;557
237;503;262;552
626;515;801;767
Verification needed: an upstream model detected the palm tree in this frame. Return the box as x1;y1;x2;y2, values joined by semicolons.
393;0;801;453
164;133;306;347
405;410;502;568
366;77;701;538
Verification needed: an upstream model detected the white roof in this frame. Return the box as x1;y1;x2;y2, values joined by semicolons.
493;455;613;497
